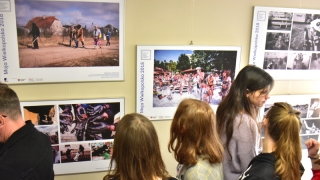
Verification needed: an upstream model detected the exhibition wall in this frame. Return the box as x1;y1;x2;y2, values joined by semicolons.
6;0;320;179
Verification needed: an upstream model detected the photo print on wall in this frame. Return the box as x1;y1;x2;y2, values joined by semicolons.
21;98;124;175
136;45;241;120
0;0;124;84
249;6;320;80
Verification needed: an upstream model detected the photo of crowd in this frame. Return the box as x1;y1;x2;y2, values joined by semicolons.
263;52;288;69
59;102;121;142
153;50;238;107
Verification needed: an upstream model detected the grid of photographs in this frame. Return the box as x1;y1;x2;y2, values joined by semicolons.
249;7;320;80
20;98;124;175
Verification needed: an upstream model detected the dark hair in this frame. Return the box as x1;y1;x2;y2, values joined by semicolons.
216;65;274;158
168;98;224;165
265;102;302;180
0;83;22;120
104;113;170;180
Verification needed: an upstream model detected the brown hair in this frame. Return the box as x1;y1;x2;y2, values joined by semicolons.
216;65;274;159
104;113;170;180
0;83;22;120
265;102;302;180
168;98;224;165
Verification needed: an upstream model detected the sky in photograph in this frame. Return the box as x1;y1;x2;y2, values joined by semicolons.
154;50;193;62
15;0;120;30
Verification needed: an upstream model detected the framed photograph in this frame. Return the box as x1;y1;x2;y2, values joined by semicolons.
249;6;320;80
136;45;241;120
20;98;124;174
0;0;124;84
260;94;320;180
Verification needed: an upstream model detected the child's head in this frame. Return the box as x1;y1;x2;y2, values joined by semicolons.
264;102;301;146
263;102;302;179
168;98;223;165
107;113;168;180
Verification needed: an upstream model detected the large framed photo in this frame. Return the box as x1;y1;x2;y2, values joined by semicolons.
136;45;241;120
249;6;320;80
20;98;124;174
261;94;320;180
0;0;124;84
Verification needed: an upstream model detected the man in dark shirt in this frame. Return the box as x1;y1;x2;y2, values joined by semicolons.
0;83;54;179
29;22;40;49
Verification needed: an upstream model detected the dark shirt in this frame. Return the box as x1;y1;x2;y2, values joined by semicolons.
0;120;54;180
238;152;304;180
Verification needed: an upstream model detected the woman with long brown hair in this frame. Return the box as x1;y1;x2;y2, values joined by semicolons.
104;113;176;180
168;98;224;180
239;102;304;179
216;65;274;180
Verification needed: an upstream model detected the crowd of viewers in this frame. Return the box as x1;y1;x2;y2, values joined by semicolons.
1;65;320;179
154;68;232;102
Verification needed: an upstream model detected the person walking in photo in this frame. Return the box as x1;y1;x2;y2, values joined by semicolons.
29;22;40;49
69;25;77;47
92;25;101;48
106;30;111;46
75;24;85;48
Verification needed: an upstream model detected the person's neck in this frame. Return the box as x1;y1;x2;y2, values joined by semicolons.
5;118;25;142
262;132;276;153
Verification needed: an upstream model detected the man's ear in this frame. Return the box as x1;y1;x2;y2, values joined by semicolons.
0;115;5;127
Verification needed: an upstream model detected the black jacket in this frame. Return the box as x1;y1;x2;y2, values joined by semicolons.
0;120;54;180
238;153;304;180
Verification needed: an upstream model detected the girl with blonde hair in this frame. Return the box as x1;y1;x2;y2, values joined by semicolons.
104;113;176;180
168;98;224;180
239;102;304;179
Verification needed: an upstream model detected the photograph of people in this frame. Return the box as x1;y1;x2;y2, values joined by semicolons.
60;143;90;163
59;102;121;142
153;49;238;107
290;13;320;51
35;125;59;145
267;11;292;30
52;145;60;164
309;98;320;118
263;52;288;69
23;105;57;125
287;52;311;70
15;1;120;68
265;32;290;50
310;53;320;70
91;141;113;161
301;119;320;135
